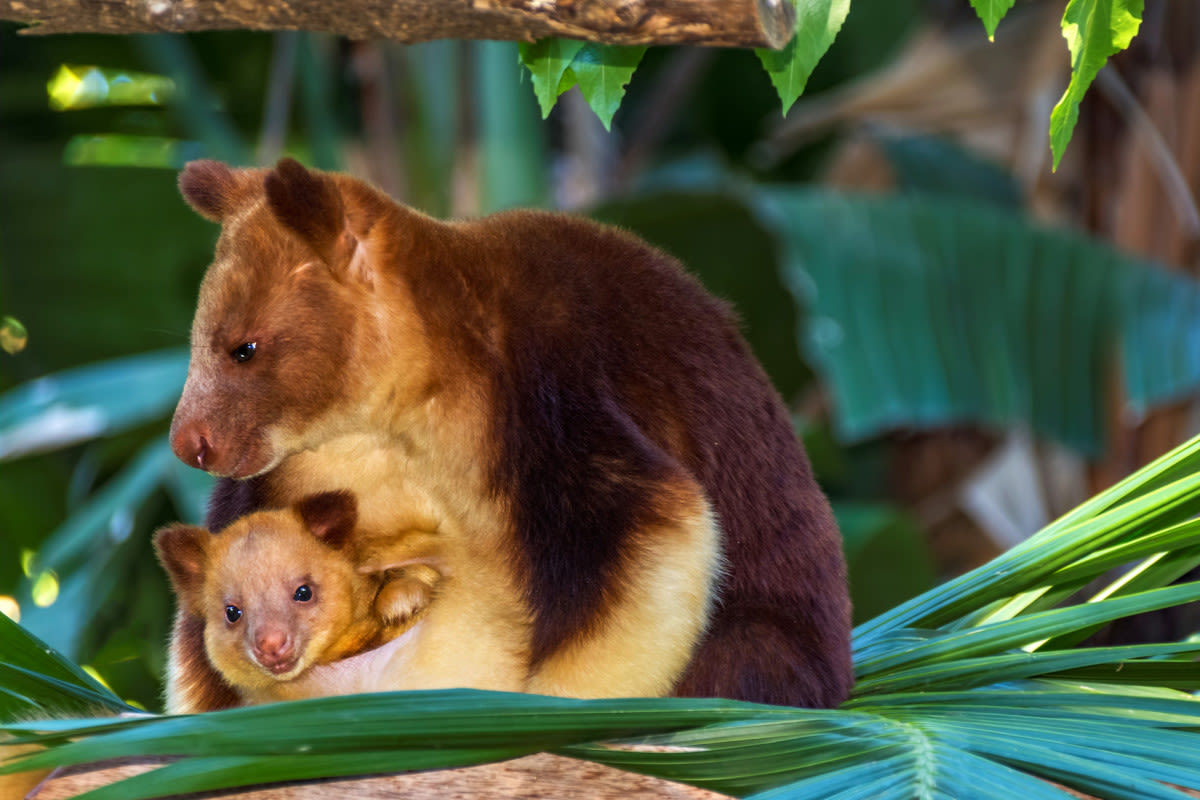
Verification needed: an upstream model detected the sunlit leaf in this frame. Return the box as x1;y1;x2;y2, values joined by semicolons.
0;315;27;354
518;39;586;118
47;65;175;111
757;0;852;115
63;135;202;169
968;0;1017;40
1049;0;1143;170
567;44;646;131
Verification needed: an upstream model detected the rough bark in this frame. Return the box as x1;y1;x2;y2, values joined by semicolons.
0;0;795;48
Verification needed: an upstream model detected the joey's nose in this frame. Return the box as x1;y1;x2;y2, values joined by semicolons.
254;630;295;670
171;420;213;471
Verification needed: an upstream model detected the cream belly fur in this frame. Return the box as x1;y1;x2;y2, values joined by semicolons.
267;433;721;698
527;490;722;698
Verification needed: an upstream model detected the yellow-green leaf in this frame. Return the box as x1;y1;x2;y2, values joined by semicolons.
757;0;851;116
517;39;585;118
568;44;646;131
1049;0;1143;170
968;0;1017;41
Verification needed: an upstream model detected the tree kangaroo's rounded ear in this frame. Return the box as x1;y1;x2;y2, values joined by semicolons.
154;524;211;608
178;160;241;222
295;490;358;549
264;158;355;269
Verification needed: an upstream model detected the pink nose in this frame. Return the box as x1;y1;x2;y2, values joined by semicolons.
170;420;213;470
254;629;294;667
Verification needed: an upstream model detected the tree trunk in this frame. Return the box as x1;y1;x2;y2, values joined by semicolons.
0;0;795;48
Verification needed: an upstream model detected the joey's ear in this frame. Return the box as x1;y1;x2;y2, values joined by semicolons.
154;524;210;608
295;490;357;549
178;160;241;222
264;158;357;270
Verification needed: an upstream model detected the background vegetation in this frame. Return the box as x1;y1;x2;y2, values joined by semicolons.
2;0;1200;796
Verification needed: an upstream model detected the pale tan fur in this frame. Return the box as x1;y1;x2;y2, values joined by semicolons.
263;437;721;698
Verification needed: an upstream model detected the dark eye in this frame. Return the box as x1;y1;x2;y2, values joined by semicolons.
231;342;257;363
293;585;313;602
224;605;242;623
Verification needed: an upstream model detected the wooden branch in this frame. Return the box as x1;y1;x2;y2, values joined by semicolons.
0;0;796;48
27;753;733;799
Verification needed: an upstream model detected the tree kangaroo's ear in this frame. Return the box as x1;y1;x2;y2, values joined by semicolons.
178;160;244;222
153;524;211;610
264;157;358;272
295;490;358;550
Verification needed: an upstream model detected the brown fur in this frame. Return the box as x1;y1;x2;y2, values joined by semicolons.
154;491;438;711
169;158;852;709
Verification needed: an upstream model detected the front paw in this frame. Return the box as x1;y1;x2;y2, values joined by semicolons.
375;564;441;625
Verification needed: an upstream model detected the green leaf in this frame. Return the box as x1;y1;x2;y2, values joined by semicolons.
968;0;1017;40
517;39;586;118
757;0;852;115
15;438;178;660
0;349;188;461
567;44;646;131
757;190;1200;456
1049;0;1144;170
0;614;129;719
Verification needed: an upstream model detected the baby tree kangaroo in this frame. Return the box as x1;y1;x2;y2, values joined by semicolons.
155;490;438;709
169;157;853;709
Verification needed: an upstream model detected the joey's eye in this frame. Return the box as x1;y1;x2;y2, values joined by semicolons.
230;342;257;363
225;605;242;624
293;585;313;602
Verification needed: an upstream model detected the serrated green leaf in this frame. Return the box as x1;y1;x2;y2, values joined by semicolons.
1049;0;1143;170
969;0;1017;40
757;0;851;115
568;44;646;131
517;38;585;118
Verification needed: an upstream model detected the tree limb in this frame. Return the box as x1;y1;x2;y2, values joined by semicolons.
0;0;796;48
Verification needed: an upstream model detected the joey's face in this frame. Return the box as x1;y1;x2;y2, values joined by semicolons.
171;208;366;479
202;523;356;688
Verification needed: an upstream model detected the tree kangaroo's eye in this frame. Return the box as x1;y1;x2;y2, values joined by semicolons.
293;585;313;602
225;605;242;623
231;342;257;363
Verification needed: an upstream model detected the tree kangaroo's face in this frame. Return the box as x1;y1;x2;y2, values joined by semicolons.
171;159;366;479
202;523;357;688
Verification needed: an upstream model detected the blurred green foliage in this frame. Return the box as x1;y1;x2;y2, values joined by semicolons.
0;1;1185;714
